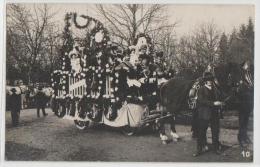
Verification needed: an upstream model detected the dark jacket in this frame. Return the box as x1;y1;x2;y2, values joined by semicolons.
197;85;218;120
35;91;47;108
9;93;21;111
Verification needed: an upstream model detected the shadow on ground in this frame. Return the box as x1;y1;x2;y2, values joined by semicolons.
5;141;47;161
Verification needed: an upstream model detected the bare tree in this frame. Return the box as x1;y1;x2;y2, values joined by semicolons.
43;26;62;72
176;35;195;68
151;28;177;68
192;21;221;64
7;4;57;83
96;4;177;47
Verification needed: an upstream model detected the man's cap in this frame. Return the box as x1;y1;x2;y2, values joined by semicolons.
203;72;214;81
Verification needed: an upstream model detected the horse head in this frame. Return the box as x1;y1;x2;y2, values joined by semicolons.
213;62;253;108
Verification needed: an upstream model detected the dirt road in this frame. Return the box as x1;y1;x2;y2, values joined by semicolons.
5;108;253;162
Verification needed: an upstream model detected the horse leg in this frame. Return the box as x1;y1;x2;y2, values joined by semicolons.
158;118;169;144
169;115;180;141
238;107;249;145
191;108;199;138
243;107;252;144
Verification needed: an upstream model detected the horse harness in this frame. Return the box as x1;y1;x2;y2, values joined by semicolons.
188;81;201;109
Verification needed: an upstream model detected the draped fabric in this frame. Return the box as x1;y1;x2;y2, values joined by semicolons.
102;103;147;127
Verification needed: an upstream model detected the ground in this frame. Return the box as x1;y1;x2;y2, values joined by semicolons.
5;108;253;162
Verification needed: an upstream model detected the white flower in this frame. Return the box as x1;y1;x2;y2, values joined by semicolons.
95;31;104;43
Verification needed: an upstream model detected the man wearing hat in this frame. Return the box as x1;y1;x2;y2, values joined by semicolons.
237;60;253;145
193;72;224;156
9;88;21;126
35;86;48;117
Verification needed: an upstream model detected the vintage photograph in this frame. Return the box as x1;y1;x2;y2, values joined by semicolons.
5;3;254;162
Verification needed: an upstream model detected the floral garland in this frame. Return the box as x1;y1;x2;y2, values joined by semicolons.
72;12;110;46
73;13;92;29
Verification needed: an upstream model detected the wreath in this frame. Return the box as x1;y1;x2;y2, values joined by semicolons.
73;13;92;29
72;12;110;46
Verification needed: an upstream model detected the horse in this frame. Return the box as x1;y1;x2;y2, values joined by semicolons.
223;62;254;146
158;62;254;146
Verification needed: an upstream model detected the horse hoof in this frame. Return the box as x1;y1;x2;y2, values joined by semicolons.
170;132;180;139
160;134;168;141
162;140;167;145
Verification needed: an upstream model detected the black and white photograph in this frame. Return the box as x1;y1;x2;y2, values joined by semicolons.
3;1;257;164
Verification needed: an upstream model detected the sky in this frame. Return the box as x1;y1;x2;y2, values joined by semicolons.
168;5;255;36
8;4;255;37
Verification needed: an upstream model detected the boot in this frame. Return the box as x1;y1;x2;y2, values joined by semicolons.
213;143;222;155
193;146;203;157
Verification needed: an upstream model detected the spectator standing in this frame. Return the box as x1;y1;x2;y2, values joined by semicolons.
35;86;48;117
9;88;21;126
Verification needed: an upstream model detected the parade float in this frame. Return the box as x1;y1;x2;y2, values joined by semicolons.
51;13;173;135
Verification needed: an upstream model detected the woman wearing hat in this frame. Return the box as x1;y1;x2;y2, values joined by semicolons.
193;72;224;156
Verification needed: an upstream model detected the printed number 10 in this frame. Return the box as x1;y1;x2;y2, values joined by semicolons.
241;151;250;158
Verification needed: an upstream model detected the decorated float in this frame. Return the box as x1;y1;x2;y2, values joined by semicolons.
51;13;173;135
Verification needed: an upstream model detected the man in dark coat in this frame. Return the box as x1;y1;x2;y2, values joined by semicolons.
9;88;21;127
35;86;48;117
193;72;224;156
237;60;254;146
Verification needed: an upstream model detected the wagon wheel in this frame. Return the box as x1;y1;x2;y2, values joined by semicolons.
121;126;137;136
86;103;103;122
74;120;89;130
77;101;87;119
104;104;117;121
56;103;66;118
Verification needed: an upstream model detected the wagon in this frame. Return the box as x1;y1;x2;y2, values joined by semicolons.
51;12;172;135
51;65;172;135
